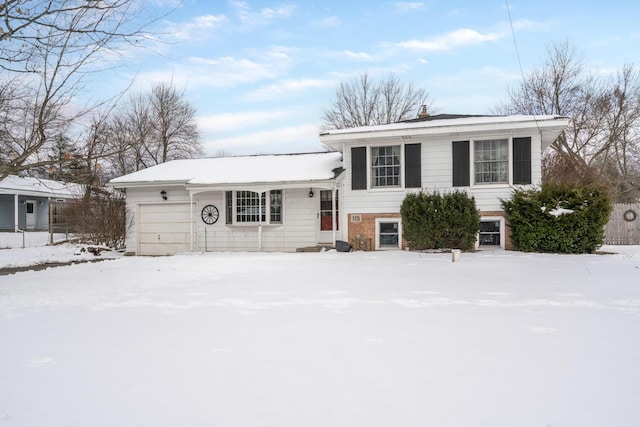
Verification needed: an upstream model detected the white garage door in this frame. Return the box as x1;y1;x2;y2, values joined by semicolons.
138;203;192;255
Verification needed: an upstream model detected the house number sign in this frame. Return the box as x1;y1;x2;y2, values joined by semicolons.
351;214;362;223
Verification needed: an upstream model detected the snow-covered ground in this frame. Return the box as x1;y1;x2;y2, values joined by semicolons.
1;246;639;426
0;232;71;250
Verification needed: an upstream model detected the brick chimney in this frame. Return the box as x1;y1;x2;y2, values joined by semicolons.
417;104;429;119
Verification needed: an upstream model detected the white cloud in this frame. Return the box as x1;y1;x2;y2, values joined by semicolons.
330;50;375;61
248;78;336;101
395;2;425;12
202;124;322;155
396;28;503;51
230;1;296;25
313;16;341;28
166;14;227;41
198;109;302;133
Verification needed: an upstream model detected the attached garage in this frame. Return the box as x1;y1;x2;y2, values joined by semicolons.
108;152;344;255
137;203;193;255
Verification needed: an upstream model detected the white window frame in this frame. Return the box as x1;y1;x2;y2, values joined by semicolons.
225;190;284;226
472;138;510;186
375;218;402;250
476;216;505;249
369;144;403;190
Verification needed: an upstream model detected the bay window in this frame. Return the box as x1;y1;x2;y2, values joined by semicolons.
225;190;283;225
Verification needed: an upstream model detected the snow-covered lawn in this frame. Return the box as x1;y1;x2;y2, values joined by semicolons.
0;231;71;249
1;247;639;426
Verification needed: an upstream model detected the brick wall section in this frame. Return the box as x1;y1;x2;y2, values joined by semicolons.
348;213;401;251
347;210;514;251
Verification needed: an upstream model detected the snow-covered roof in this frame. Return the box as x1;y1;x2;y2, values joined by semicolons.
109;151;343;187
0;175;84;198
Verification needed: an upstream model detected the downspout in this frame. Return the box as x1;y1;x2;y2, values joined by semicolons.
14;194;19;232
48;197;53;245
331;183;337;247
189;191;194;252
258;191;263;252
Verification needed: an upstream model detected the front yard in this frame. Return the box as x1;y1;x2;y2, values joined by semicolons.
1;248;639;426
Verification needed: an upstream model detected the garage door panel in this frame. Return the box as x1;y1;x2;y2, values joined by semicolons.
138;203;192;255
139;222;191;233
139;232;190;244
140;211;192;223
139;243;189;255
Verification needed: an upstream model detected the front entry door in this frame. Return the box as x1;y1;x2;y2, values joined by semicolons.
26;200;37;230
317;190;338;244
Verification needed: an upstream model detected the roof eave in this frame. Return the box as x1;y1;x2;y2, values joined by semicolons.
320;117;571;148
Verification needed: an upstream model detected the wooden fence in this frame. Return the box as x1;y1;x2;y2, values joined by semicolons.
604;203;640;245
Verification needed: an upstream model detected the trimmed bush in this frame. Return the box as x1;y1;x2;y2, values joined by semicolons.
401;190;480;251
501;184;612;254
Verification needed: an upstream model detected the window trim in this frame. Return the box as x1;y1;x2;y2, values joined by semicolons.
472;138;510;185
225;189;284;226
476;216;505;249
370;144;402;189
375;218;402;250
464;136;534;188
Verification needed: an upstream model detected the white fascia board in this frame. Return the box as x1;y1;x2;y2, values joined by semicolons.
0;189;77;198
107;180;189;190
320;117;570;149
186;179;337;193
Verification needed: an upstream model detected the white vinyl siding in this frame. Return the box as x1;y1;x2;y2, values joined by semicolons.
196;188;319;252
339;133;543;232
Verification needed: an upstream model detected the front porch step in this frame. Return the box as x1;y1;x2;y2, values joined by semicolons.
296;245;333;252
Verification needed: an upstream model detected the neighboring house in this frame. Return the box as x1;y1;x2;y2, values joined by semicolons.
109;114;569;255
0;175;84;232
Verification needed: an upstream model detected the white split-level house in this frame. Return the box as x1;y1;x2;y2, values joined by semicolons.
108;114;569;255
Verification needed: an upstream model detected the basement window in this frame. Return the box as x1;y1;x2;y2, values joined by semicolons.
376;218;401;249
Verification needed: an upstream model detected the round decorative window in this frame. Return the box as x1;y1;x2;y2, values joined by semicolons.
201;204;219;225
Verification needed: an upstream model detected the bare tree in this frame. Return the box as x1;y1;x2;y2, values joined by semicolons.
100;82;202;178
495;40;640;201
0;0;157;180
147;82;202;164
0;0;148;72
321;72;436;131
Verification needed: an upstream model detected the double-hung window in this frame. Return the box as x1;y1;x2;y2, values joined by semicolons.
453;137;532;187
351;143;421;190
474;139;508;184
371;145;401;188
225;190;283;225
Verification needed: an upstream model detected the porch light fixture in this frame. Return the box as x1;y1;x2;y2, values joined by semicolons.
308;188;314;198
160;190;167;200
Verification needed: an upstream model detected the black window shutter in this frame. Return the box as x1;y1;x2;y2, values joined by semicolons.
513;137;532;185
351;146;367;190
404;143;422;188
452;140;470;187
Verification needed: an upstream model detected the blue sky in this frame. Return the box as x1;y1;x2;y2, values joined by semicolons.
100;0;639;156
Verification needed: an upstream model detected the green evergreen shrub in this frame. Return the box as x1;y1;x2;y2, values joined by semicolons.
401;191;480;251
501;184;612;254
